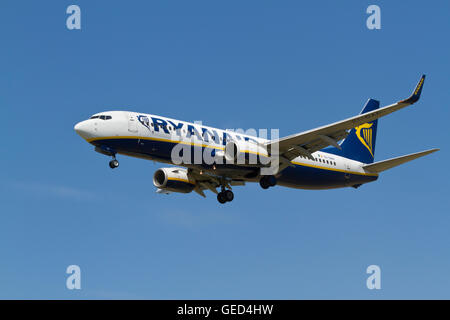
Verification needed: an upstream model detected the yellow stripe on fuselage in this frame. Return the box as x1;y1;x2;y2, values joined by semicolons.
87;135;224;150
86;136;268;157
291;160;378;177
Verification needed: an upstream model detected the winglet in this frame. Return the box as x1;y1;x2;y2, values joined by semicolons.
400;75;426;104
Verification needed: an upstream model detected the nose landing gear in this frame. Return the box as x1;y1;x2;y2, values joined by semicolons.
109;156;119;169
95;146;119;169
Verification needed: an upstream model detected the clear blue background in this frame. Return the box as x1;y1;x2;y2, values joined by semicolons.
0;1;448;299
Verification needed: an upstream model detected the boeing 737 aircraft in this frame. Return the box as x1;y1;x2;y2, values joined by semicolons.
75;75;438;203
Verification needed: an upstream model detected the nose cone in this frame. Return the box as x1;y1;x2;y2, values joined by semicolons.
74;120;93;140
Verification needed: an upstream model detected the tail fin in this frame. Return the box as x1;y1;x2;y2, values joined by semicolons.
328;99;380;164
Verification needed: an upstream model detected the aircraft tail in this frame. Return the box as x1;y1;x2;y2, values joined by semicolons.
327;99;379;164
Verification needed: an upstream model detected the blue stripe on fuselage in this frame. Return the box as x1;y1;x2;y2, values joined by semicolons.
276;164;377;189
90;138;377;189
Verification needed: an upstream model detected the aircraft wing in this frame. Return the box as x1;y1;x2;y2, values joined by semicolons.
266;75;426;161
187;168;246;197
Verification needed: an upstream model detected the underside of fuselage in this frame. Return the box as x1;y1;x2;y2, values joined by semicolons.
89;137;378;190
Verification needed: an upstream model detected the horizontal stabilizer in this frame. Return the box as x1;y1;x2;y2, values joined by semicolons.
362;148;439;173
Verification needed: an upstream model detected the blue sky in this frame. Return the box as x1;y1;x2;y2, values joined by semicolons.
0;1;448;299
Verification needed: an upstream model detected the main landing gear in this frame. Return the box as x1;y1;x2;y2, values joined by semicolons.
217;187;234;204
259;175;277;189
109;155;119;169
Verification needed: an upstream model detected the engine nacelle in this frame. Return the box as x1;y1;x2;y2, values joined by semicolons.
224;141;239;162
153;167;195;194
219;140;269;166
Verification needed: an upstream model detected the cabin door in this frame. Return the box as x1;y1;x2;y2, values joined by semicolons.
128;113;138;133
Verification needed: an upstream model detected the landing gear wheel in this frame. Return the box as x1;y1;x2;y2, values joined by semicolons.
259;178;270;189
268;176;277;187
224;190;234;202
217;192;227;204
260;176;276;189
109;159;119;169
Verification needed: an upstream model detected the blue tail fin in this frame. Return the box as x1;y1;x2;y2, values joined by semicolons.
326;99;379;164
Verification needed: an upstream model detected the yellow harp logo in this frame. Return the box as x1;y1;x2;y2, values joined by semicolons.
355;123;374;157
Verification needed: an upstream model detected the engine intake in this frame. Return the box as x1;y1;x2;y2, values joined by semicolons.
153;167;195;193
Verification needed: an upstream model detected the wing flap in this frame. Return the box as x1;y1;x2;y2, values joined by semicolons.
187;168;246;197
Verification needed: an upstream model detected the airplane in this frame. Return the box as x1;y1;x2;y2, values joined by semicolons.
74;75;438;204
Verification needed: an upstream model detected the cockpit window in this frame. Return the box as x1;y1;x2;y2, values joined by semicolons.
90;115;112;120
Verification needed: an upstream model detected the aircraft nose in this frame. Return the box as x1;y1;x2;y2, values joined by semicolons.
74;120;92;139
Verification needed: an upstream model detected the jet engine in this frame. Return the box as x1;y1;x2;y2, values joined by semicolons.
215;140;269;166
153;167;195;194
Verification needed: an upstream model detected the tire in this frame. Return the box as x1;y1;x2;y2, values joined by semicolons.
268;176;277;187
109;160;119;169
224;190;234;202
217;192;227;204
259;178;270;189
